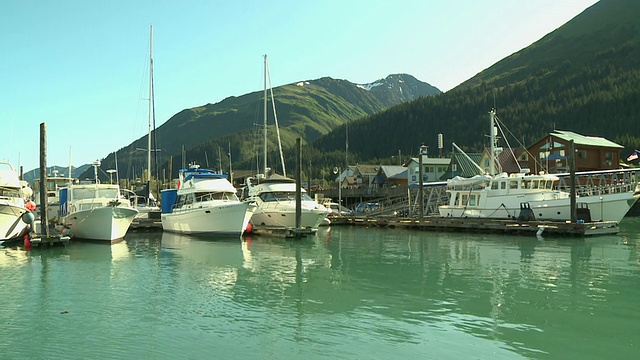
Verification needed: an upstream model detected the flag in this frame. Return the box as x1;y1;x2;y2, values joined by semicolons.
627;150;639;162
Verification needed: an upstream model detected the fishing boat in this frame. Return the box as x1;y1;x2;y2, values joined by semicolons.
240;55;329;232
438;109;639;222
161;164;255;236
33;169;74;225
59;161;138;241
1;161;35;243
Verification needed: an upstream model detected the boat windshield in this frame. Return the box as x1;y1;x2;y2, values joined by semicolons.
259;192;313;202
195;191;238;202
73;187;119;200
0;187;20;198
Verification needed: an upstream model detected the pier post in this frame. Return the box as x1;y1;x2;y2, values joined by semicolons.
418;153;424;218
295;138;302;228
39;122;49;237
569;140;576;223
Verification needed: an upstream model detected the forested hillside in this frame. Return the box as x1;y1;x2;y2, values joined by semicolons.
308;0;640;176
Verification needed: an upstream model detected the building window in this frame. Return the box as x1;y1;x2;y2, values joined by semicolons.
604;152;614;166
577;149;587;159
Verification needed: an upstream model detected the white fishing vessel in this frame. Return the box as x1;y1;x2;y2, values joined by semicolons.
33;169;74;225
59;161;138;241
438;109;639;222
1;161;35;243
161;164;256;236
241;55;329;232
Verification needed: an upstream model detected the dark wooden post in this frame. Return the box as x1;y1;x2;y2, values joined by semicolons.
418;154;424;218
569;140;576;223
39;122;49;237
295;138;302;228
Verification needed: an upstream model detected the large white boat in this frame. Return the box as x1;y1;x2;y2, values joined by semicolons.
161;165;256;236
59;161;138;241
438;110;639;222
1;161;34;243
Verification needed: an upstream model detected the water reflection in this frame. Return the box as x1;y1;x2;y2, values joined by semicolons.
1;223;639;359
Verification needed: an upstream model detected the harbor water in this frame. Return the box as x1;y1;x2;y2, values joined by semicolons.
1;218;639;359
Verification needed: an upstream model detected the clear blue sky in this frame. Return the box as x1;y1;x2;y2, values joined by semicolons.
1;0;599;173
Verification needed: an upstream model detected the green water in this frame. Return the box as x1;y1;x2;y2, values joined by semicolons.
1;218;639;359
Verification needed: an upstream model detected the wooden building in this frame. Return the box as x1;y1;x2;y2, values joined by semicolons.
527;130;623;174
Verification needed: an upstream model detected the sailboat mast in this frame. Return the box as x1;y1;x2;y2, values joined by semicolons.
148;25;153;185
489;108;496;176
263;54;268;174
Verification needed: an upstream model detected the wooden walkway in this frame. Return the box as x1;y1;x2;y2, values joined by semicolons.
330;215;619;236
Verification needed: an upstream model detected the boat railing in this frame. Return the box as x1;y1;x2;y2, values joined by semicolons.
557;169;639;197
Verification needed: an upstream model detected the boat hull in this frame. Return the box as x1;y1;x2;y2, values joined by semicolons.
63;206;138;241
439;192;637;222
161;202;255;236
250;203;330;231
0;204;28;241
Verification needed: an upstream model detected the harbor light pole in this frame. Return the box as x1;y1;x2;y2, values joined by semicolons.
333;166;341;206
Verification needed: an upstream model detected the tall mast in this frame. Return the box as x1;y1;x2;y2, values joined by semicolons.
147;24;153;186
263;54;268;174
489;108;496;176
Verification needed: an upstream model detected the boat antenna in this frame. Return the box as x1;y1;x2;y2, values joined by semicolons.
92;160;101;184
489;109;497;176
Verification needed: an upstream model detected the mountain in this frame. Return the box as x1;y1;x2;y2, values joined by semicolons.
85;74;439;180
23;164;92;185
311;0;640;171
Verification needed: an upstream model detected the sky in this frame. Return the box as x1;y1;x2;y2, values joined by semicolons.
1;0;599;173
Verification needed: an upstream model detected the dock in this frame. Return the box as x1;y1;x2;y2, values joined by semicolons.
330;215;620;236
129;217;163;231
249;226;317;238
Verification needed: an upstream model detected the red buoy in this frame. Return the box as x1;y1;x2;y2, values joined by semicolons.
245;222;253;234
23;234;32;250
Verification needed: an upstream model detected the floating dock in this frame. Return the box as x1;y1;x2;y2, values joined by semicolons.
331;216;619;236
249;226;316;238
129;218;163;231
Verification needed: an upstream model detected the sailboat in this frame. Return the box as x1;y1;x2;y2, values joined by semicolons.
134;24;161;220
241;55;330;232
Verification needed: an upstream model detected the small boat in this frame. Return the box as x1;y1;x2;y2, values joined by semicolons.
161;164;256;236
1;161;35;243
242;173;330;231
239;55;330;232
438;109;639;222
58;161;138;241
319;198;353;226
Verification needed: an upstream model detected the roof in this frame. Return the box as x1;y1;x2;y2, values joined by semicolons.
408;156;451;165
453;152;483;177
378;165;406;179
551;130;623;149
497;147;528;174
353;165;379;176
